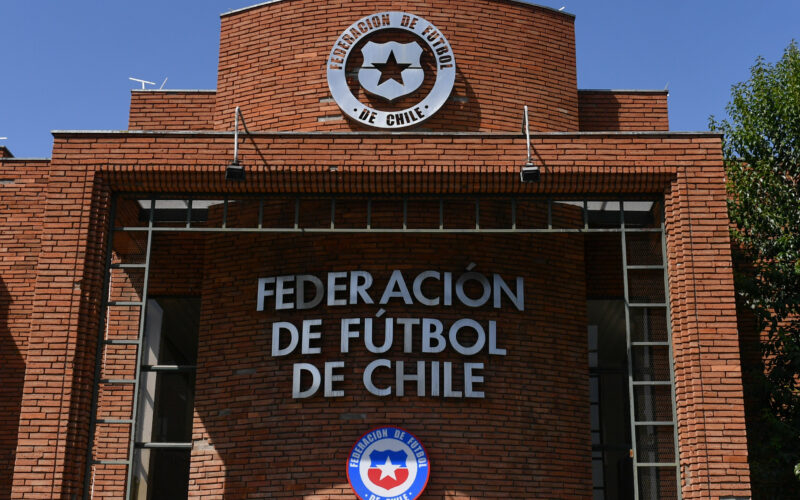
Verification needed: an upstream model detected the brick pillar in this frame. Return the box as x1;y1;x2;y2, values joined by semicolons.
665;138;752;499
11;167;110;499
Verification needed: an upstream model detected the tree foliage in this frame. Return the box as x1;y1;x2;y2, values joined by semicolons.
710;41;800;496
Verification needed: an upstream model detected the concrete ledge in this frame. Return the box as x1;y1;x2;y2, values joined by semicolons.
0;157;51;162
51;130;722;138
579;89;669;94
221;0;575;19
130;89;216;93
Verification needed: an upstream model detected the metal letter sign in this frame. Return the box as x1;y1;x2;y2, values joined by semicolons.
327;12;456;129
347;427;430;500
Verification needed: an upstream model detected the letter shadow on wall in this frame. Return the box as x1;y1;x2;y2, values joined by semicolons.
0;278;24;496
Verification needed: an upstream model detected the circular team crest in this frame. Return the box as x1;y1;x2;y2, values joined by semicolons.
327;12;456;129
347;426;430;500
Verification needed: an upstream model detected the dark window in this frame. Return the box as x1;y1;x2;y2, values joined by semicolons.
588;300;635;500
132;297;200;500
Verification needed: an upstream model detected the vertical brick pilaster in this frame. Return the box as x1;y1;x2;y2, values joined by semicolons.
0;160;49;499
665;140;752;499
11;167;110;499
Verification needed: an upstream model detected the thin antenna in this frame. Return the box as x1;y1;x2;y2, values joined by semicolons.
129;77;156;90
159;77;168;90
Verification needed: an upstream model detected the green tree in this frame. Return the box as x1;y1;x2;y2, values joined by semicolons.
710;41;800;498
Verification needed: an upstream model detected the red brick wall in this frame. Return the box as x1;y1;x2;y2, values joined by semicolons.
129;90;216;131
585;233;624;298
8;132;752;500
578;90;669;131
187;230;589;498
87;204;593;498
0;159;48;498
149;233;207;295
215;0;578;133
46;131;705;176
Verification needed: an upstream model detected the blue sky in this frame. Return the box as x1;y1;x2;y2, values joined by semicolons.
0;0;798;158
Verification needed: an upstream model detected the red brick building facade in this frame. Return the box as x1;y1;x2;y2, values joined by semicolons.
0;1;752;499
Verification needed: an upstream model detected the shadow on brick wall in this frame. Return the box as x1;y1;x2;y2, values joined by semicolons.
578;93;622;132
438;69;482;132
0;277;24;498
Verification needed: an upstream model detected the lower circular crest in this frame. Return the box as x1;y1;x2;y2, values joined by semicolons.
347;426;430;500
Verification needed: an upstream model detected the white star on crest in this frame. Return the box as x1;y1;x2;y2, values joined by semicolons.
376;456;401;480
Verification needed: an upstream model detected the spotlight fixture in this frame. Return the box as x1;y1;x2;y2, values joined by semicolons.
226;160;245;181
520;161;540;183
519;105;540;183
227;106;246;181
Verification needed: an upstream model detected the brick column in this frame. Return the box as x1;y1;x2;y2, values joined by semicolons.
11;167;110;499
0;160;49;499
665;138;752;499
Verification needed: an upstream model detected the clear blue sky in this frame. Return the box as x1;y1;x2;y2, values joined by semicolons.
1;1;798;158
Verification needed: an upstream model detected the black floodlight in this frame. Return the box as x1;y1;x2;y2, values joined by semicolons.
520;161;540;183
519;105;540;183
227;106;246;181
226;160;245;181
